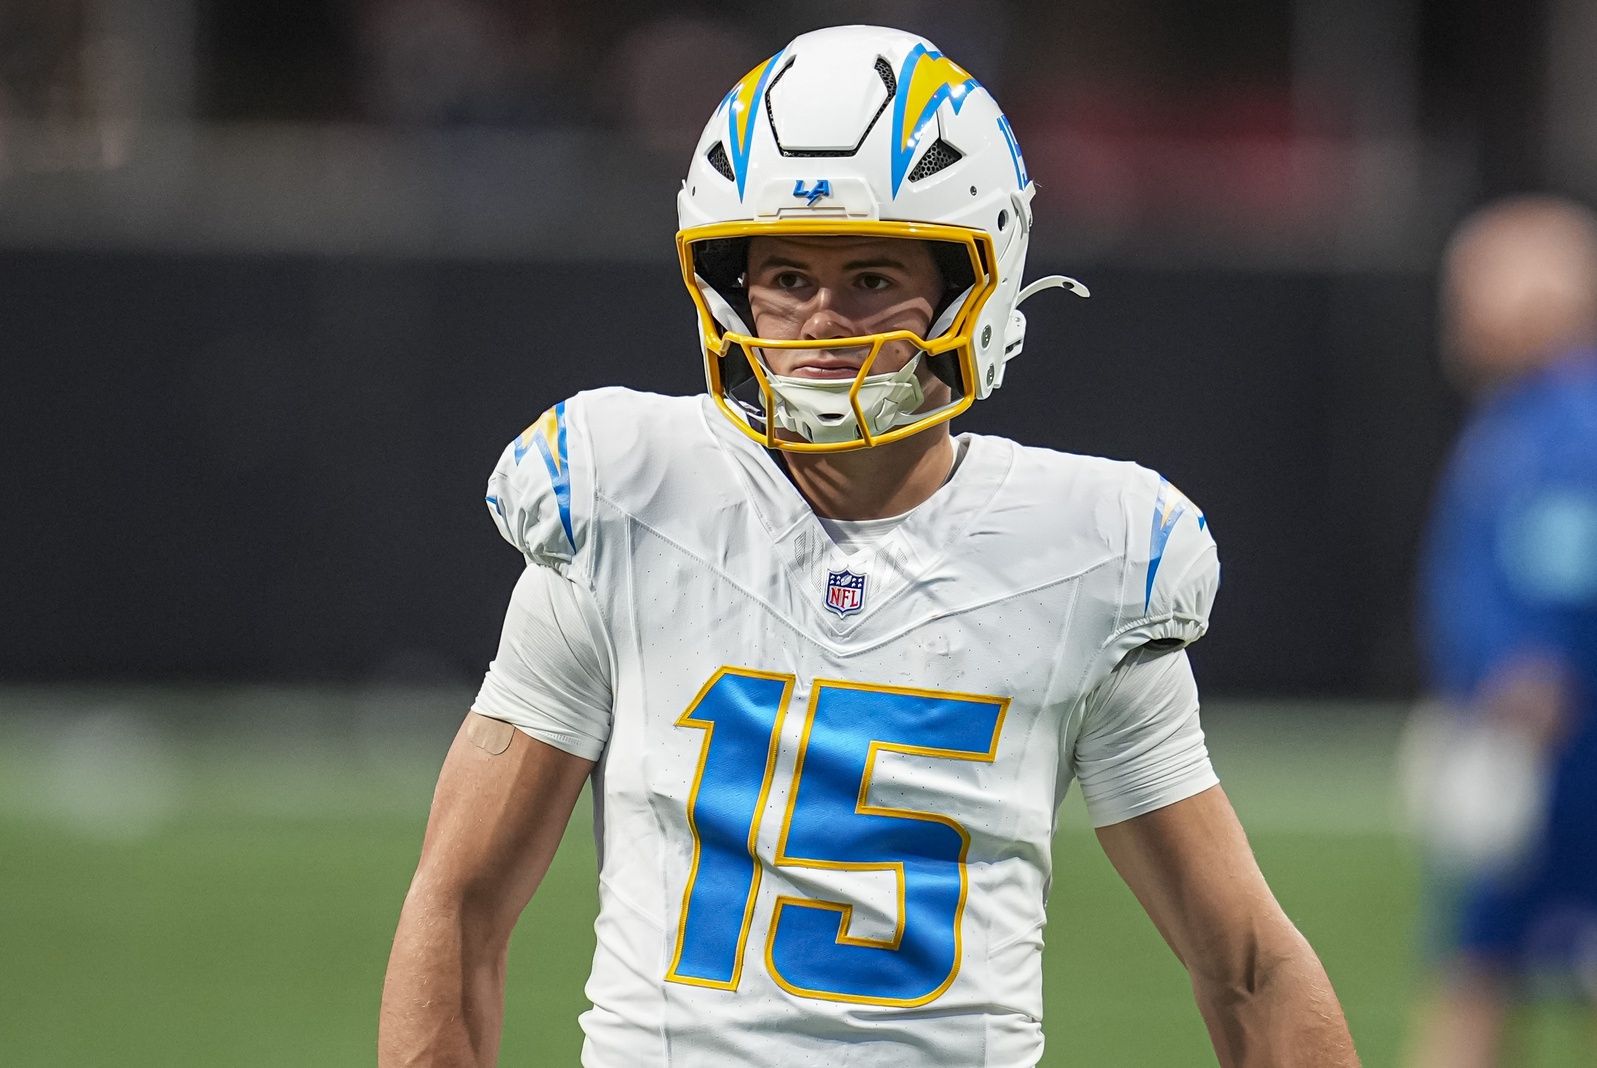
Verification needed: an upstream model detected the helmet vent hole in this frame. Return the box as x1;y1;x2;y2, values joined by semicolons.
907;139;964;182
997;209;1009;230
875;56;896;95
706;142;735;182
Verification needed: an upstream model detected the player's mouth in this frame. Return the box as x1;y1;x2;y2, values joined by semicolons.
783;351;868;379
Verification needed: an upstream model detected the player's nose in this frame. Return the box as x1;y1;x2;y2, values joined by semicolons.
799;290;859;342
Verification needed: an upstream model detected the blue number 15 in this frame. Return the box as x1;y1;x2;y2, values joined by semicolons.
664;667;1009;1007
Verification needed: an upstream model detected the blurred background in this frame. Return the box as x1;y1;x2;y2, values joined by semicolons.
2;0;1593;1063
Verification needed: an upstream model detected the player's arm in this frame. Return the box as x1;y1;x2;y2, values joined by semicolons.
1096;785;1359;1067
1077;473;1354;1061
379;715;593;1067
1072;633;1355;1064
381;553;614;1065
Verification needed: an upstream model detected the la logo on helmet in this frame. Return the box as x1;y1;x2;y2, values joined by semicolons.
792;179;832;206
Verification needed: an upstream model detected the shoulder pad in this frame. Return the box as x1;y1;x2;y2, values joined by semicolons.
1118;468;1220;648
485;398;583;569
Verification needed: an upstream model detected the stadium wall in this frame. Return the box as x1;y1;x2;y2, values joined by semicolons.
4;250;1452;695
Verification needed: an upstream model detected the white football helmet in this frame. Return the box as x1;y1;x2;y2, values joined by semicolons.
677;24;1086;452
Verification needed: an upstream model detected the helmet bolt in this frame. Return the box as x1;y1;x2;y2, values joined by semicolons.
986;366;995;385
981;325;992;348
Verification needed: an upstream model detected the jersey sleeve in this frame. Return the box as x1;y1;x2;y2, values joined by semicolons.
484;398;587;573
476;396;611;758
1074;645;1217;826
472;561;614;761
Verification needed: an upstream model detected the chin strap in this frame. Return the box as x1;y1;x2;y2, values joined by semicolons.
991;275;1091;393
1017;274;1090;304
765;354;927;445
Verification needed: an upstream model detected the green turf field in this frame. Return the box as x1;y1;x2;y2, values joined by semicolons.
0;688;1585;1065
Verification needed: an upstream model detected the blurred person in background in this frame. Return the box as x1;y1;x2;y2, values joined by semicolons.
381;23;1357;1068
1405;196;1597;1067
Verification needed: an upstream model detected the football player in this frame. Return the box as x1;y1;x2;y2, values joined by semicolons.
381;25;1357;1067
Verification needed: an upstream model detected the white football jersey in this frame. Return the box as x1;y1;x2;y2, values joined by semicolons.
475;388;1220;1067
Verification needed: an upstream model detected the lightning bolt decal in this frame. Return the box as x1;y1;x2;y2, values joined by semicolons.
1145;477;1189;612
890;44;982;196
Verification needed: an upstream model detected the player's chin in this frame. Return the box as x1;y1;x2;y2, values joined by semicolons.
913;387;955;417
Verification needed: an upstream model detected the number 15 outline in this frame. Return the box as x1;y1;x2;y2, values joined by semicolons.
664;666;1010;1007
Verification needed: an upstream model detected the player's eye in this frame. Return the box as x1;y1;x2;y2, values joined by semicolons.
772;270;808;290
856;273;893;292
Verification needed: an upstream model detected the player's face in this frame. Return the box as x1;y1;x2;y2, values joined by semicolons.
745;235;945;384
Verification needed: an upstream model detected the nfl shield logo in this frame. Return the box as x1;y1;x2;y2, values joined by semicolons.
824;568;867;617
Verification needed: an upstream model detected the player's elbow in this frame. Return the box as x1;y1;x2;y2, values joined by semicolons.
1186;912;1313;1008
1186;920;1357;1066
